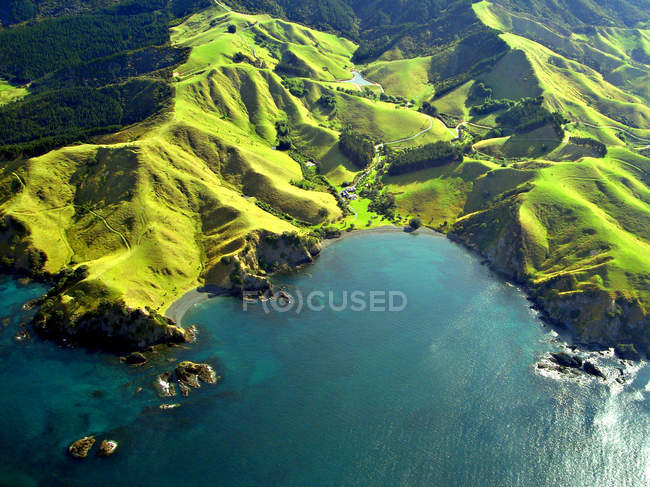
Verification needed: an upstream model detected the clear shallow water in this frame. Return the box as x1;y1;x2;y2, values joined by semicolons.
1;232;649;486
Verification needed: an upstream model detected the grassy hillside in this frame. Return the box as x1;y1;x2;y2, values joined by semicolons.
0;3;461;324
1;5;362;317
0;77;27;105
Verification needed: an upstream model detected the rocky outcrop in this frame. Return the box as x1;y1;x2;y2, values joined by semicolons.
153;361;220;398
175;361;218;385
537;351;608;381
124;352;147;365
582;361;606;380
68;436;96;459
97;440;118;457
33;300;189;352
206;230;321;294
550;352;582;368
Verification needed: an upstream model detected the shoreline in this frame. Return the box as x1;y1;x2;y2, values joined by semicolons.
165;225;442;325
165;285;236;325
163;226;647;360
320;224;442;249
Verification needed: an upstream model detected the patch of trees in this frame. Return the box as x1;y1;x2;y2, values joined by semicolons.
470;99;514;116
387;141;463;176
0;80;171;159
569;137;607;157
0;0;37;25
467;82;492;105
0;12;170;82
31;46;189;92
231;0;358;38
368;192;396;219
339;127;375;168
170;0;212;18
0;0;210;26
420;102;438;117
495;96;566;136
408;217;422;229
282;78;306;97
379;92;410;105
318;94;337;109
275;120;292;150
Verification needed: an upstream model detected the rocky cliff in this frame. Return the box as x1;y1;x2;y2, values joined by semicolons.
450;197;649;357
205;230;322;293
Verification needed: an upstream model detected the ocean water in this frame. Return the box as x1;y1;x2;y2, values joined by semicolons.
0;232;648;486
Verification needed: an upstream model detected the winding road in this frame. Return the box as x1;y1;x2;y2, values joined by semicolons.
378;115;435;148
212;0;230;11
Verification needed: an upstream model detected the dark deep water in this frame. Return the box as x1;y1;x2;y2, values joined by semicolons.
1;232;648;486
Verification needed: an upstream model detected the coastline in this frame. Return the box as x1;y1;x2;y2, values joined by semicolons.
164;225;647;359
320;224;443;249
165;226;442;325
165;285;236;325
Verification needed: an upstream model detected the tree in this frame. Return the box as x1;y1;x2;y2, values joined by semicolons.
339;126;374;168
409;217;422;230
318;94;336;109
227;24;237;33
420;101;438;116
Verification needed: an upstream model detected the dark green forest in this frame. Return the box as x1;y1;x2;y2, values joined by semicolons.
387;141;463;176
339;128;375;168
495;97;566;135
0;0;209;160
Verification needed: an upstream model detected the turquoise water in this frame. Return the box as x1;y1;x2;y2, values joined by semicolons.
1;232;649;486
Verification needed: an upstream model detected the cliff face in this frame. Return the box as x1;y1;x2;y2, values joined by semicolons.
33;300;188;351
207;230;321;293
450;198;649;356
535;284;649;355
450;200;528;282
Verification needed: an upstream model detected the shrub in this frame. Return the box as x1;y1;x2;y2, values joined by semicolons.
409;217;422;229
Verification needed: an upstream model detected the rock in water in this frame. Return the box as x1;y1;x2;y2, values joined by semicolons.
178;380;191;397
97;440;118;457
550;352;583;368
68;436;96;458
124;352;147;365
614;344;641;361
175;362;201;388
582;361;606;380
159;403;181;410
175;361;219;387
184;325;198;343
153;372;177;397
